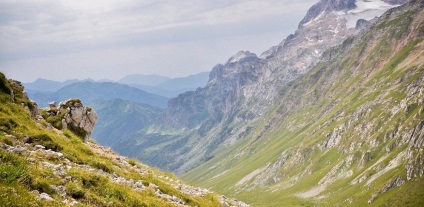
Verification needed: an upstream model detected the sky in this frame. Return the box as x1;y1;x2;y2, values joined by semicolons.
0;0;317;83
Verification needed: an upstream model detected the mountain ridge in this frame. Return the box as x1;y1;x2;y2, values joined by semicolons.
116;0;410;175
183;1;424;206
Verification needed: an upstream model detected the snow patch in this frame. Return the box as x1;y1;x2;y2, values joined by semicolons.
335;0;399;28
305;37;314;42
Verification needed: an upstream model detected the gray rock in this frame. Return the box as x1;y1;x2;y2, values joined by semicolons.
35;145;45;150
135;181;144;188
48;101;57;108
39;192;54;201
61;99;98;143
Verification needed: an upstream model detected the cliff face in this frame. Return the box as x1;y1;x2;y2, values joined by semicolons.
129;0;407;174
184;1;424;206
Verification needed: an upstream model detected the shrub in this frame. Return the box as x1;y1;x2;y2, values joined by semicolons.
1;136;14;146
82;174;106;188
68;123;87;140
0;118;18;132
31;179;54;194
27;134;63;152
0;73;11;95
128;159;137;166
45;113;63;129
92;161;113;173
66;183;85;199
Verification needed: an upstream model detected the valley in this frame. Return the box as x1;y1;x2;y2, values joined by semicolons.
4;0;424;206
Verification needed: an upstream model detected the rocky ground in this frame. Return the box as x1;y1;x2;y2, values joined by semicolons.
1;130;249;207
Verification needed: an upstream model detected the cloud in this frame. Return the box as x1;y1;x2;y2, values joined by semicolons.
0;0;316;82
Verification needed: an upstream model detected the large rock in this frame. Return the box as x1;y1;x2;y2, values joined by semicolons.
60;99;98;143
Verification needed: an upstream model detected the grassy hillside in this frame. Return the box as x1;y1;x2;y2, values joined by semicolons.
0;73;246;207
183;2;424;206
91;99;163;147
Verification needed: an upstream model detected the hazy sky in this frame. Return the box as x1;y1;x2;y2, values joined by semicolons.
0;0;316;82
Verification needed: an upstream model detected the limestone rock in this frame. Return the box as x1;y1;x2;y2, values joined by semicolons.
39;192;54;201
61;99;98;143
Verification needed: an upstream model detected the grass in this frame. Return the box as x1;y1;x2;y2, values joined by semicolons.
0;72;226;207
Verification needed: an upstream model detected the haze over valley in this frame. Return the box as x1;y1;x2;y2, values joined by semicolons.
1;0;423;206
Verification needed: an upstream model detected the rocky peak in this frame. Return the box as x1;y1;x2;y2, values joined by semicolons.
209;51;261;83
225;51;258;65
299;0;357;27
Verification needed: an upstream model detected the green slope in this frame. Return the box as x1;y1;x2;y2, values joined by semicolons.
90;98;163;147
183;1;424;206
0;73;244;207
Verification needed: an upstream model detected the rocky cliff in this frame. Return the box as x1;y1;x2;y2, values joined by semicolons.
121;0;408;174
184;1;424;206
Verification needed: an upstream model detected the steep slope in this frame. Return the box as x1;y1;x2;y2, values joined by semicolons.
183;1;424;206
90;99;163;147
119;0;406;174
0;72;248;207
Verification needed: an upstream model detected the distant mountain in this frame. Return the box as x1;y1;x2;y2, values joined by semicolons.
28;81;168;108
23;78;81;93
125;84;185;98
90;99;163;147
128;72;210;98
158;72;209;91
117;74;170;86
25;72;210;102
52;81;168;108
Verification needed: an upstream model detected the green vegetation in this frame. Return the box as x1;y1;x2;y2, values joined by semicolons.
183;3;424;207
0;72;226;206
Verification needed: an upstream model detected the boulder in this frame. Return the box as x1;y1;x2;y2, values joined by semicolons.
61;99;98;143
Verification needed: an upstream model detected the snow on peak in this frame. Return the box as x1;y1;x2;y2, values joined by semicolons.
336;0;399;28
227;51;257;64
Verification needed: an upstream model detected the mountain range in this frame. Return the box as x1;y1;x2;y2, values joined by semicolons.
183;1;424;206
112;0;413;174
83;0;423;206
4;0;423;206
24;72;210;106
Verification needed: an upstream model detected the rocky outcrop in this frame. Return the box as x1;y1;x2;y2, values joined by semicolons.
5;78;40;118
60;99;98;143
1;131;250;207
